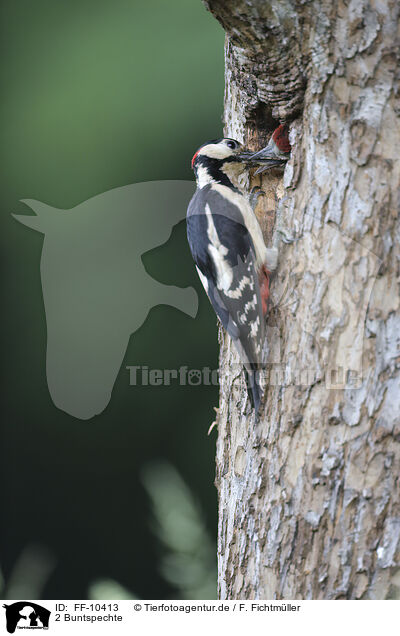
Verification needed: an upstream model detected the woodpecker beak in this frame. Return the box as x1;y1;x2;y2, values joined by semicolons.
232;149;252;161
243;146;287;174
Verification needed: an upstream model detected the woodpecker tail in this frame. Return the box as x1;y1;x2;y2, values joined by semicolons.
244;366;263;415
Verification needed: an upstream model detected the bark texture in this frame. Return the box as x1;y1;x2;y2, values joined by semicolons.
204;0;400;599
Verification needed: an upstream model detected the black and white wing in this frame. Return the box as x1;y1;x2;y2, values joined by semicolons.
186;185;265;371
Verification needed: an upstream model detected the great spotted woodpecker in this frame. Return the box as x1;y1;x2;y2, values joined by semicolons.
186;137;288;413
251;124;291;174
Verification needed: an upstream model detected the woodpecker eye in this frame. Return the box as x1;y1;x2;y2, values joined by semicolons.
226;140;238;150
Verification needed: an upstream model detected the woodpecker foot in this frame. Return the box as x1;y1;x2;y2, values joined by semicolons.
273;224;295;248
249;186;265;211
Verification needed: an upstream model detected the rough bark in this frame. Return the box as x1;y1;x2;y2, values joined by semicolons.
204;0;400;599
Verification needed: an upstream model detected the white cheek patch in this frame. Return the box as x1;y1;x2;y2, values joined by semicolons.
198;144;231;161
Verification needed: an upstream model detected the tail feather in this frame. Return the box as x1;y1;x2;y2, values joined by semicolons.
244;367;263;415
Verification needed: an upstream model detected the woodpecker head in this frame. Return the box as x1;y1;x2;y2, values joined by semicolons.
191;138;253;188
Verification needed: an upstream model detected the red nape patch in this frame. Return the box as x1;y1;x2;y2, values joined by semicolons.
191;150;199;169
272;124;291;153
259;266;271;316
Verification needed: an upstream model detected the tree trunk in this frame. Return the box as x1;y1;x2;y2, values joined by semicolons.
203;0;400;600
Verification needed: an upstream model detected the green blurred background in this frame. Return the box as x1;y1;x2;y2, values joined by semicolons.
0;0;224;599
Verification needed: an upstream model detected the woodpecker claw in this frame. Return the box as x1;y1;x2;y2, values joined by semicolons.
249;186;265;210
254;160;287;175
274;225;295;246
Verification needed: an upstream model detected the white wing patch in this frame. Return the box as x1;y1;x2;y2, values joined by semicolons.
205;203;258;301
211;183;268;269
196;266;209;293
205;203;233;291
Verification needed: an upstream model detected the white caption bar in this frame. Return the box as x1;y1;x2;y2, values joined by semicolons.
1;599;398;635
